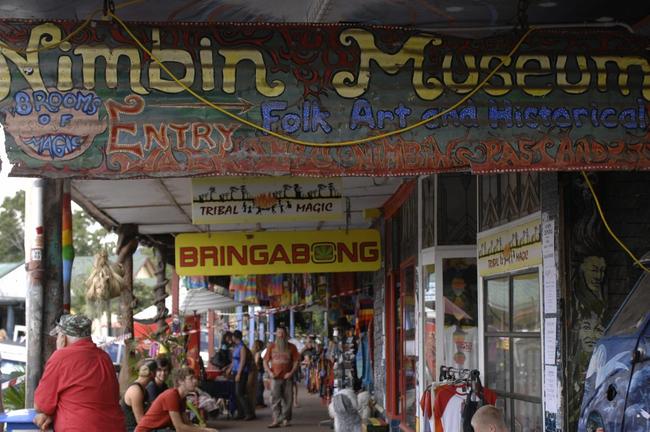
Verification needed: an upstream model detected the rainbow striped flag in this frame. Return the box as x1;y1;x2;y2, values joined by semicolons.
62;182;74;313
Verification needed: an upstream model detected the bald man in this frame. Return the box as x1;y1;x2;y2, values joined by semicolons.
470;405;507;432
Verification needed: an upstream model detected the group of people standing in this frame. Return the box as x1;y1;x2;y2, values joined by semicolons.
213;326;302;428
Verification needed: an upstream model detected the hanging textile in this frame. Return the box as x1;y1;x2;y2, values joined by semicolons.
280;278;292;306
242;274;258;304
433;378;497;432
229;275;258;303
256;274;271;306
355;296;374;335
269;274;283;296
303;273;314;305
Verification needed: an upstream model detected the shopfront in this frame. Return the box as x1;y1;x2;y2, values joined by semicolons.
1;16;649;431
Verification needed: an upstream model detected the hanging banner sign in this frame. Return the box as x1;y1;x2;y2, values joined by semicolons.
175;229;381;275
478;214;542;276
191;177;343;224
0;21;649;178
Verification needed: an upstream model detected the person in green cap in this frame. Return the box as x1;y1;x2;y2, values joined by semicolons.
33;314;125;431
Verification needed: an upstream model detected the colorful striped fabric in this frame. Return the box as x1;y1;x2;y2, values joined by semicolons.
62;183;74;313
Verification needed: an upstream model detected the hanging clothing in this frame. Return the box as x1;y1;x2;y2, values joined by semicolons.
444;325;479;371
303;274;314;304
433;383;497;432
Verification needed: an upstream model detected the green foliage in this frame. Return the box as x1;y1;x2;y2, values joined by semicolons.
0;191;25;262
72;210;115;256
2;369;26;410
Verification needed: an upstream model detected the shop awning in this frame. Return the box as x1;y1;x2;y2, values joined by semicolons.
134;288;239;320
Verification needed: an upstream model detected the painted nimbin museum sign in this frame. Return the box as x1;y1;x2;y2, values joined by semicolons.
0;21;648;178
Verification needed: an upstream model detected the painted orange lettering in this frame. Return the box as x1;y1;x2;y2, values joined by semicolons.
337;242;358;263
199;246;218;267
105;95;145;157
269;244;291;264
179;247;197;267
169;123;190;149
359;241;379;262
292;244;310;264
143;123;169;151
250;245;268;265
192;122;217;149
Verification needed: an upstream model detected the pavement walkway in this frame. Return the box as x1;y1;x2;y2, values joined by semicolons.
208;389;332;432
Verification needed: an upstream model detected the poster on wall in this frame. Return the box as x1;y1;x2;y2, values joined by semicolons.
191;177;343;224
478;214;542;277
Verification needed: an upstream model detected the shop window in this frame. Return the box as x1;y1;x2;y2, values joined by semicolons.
401;264;417;431
442;257;479;370
437;173;476;245
485;272;542;432
423;264;436;385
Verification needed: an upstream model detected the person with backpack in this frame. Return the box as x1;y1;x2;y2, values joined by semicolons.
231;330;254;420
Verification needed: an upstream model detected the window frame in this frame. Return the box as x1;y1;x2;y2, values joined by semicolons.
483;270;543;429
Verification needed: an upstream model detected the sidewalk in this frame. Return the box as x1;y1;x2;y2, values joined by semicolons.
210;390;331;432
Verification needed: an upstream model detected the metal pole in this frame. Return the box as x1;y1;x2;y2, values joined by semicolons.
269;313;275;342
25;179;44;408
249;308;255;348
258;320;265;343
289;308;295;338
236;306;243;331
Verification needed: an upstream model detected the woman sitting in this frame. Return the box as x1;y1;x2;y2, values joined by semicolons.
146;357;171;404
121;359;157;432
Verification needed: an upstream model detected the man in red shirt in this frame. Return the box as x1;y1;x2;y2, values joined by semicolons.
263;327;300;428
34;314;125;432
135;367;218;432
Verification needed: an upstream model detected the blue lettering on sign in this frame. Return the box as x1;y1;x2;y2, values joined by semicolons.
13;90;102;116
487;99;647;130
24;134;83;159
11;89;103;160
261;100;332;134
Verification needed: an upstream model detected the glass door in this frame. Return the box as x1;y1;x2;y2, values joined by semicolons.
400;260;417;431
434;247;479;381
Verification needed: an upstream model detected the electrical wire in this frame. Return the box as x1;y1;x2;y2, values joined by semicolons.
0;5;535;148
0;0;145;54
580;171;650;273
108;10;536;148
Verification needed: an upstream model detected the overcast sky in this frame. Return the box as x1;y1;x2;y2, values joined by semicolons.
0;127;34;202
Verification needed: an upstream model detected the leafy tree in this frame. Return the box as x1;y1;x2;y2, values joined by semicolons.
72;210;115;256
0;190;25;262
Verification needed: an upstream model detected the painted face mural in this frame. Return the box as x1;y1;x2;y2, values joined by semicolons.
3;88;106;161
580;256;607;299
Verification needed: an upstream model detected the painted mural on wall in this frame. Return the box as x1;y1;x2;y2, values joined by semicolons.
0;21;649;178
566;173;608;432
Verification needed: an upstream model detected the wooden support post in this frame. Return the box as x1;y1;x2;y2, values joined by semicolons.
171;270;180;316
42;179;64;362
208;310;215;365
153;244;169;337
116;224;138;393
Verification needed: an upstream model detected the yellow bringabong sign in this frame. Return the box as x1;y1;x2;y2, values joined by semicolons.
175;229;381;276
